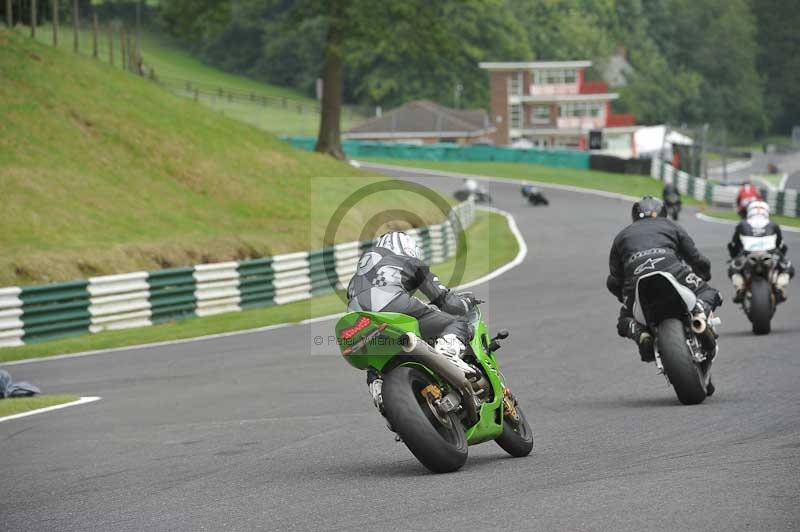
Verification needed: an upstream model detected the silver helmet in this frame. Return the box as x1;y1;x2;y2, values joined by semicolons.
376;231;422;259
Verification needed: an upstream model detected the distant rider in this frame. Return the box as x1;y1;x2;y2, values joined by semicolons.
662;182;681;209
727;200;794;303
736;182;763;218
607;197;723;361
347;231;477;407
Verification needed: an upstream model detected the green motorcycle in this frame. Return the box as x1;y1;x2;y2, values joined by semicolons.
335;301;533;473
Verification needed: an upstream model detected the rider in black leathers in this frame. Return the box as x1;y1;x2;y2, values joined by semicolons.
607;197;723;361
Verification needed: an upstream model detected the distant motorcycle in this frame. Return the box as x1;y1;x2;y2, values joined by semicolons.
664;192;681;221
634;271;719;405
521;185;549;206
454;179;492;204
729;236;787;335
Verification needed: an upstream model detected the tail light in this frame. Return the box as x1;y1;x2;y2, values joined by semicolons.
340;316;372;340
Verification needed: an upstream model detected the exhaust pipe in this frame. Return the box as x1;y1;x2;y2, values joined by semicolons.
400;333;484;422
691;315;707;334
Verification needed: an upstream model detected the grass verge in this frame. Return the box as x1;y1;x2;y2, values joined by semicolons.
0;210;518;363
0;394;79;417
360;158;701;205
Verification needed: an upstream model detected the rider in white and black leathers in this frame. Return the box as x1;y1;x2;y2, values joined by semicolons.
727;200;794;303
607;196;723;361
347;231;474;360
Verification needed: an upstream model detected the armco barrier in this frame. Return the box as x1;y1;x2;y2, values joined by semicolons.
282;137;590;169
0;201;475;348
651;157;800;217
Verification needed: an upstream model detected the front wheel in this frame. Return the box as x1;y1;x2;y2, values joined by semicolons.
382;366;468;473
495;398;533;457
750;276;773;335
657;318;707;405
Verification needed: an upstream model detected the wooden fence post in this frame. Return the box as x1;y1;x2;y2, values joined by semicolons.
108;24;114;65
52;0;59;46
72;0;79;53
92;12;98;58
30;0;37;37
5;0;11;28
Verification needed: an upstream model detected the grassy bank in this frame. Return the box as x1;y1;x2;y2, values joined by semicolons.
26;25;366;135
0;395;79;418
0;210;518;363
1;29;441;286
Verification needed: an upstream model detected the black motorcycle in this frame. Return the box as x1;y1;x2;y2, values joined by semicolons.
634;271;719;405
729;236;785;335
521;185;549;206
664;193;681;221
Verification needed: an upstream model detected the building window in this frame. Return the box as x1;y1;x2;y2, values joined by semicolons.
531;105;550;124
509;72;523;96
559;102;603;118
534;69;579;85
509;104;522;129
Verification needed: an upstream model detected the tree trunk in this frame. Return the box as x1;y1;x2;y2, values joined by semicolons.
72;0;78;53
52;0;59;46
6;0;11;28
30;0;36;37
314;2;345;160
91;12;98;58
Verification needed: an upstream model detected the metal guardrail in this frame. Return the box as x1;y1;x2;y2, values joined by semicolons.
0;201;476;348
651;157;800;217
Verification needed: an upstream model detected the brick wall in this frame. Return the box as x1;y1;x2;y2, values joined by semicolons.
489;71;510;145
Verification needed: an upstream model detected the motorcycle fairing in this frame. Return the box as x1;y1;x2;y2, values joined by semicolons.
740;234;778;252
633;271;697;325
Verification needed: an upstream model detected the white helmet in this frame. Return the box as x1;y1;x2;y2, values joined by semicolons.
376;231;422;259
746;200;770;220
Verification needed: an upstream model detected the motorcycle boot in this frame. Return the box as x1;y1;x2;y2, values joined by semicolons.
434;334;479;376
731;273;746;304
619;317;654;362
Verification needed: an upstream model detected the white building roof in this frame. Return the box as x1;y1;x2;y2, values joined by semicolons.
479;61;592;71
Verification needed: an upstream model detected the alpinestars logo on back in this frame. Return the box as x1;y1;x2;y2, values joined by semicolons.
634;257;666;276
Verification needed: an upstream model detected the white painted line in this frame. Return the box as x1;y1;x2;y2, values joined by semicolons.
0;396;101;423
779;173;789;191
4;207;527;366
695;212;800;233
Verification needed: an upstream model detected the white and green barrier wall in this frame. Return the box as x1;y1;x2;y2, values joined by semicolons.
652;157;800;217
0;201;476;348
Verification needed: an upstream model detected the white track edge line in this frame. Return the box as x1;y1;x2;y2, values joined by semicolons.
0;396;101;423
3;206;527;366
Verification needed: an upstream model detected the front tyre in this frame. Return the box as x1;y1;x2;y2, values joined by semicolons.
750;276;773;335
495;401;533;457
657;319;707;405
382;366;468;473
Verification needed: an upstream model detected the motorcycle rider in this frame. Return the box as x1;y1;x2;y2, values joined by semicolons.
662;182;681;214
347;231;477;408
607;196;723;361
736;182;763;218
727;200;794;303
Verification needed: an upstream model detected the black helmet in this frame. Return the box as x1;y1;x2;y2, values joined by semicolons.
632;196;667;222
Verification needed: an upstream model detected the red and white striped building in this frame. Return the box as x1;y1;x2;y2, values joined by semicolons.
479;60;637;154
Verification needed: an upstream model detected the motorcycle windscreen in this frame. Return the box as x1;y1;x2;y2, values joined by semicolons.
633;271;697;324
740;234;778;252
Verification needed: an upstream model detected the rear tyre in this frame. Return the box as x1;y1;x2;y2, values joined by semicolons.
495;403;533;457
657;318;706;405
382;366;468;473
750;277;773;335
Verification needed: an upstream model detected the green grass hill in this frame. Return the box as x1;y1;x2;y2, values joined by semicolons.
0;29;441;286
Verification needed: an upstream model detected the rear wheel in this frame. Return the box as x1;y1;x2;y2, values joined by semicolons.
495;398;533;457
750;277;773;335
382;366;468;473
657;318;706;405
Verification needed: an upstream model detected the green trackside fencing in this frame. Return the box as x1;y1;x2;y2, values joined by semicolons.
0;201;475;348
651;157;800;217
282;137;590;169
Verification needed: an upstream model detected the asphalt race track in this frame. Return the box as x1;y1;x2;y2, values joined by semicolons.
2;167;798;532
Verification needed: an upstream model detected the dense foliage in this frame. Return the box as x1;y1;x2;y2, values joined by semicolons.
156;0;799;140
